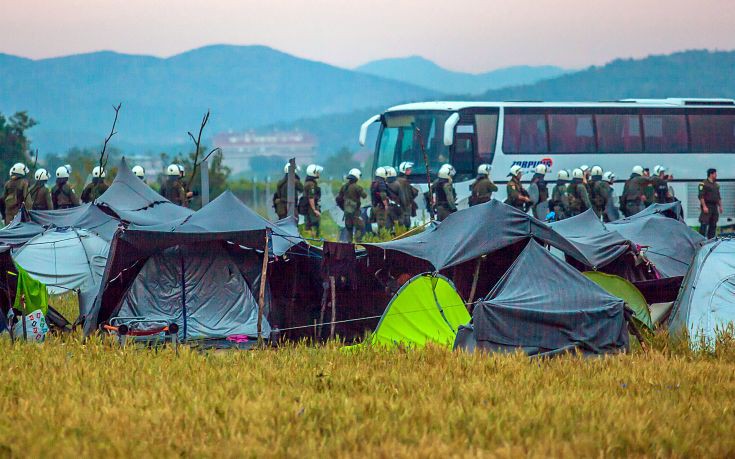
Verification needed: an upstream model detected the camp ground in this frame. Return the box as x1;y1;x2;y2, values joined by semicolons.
0;162;726;355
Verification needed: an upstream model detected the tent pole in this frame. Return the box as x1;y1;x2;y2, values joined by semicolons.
329;276;336;339
468;256;483;309
180;251;187;343
257;229;271;344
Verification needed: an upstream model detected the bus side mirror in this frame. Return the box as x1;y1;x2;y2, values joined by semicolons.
359;115;381;146
443;113;460;146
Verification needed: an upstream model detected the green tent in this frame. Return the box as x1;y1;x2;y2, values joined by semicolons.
370;274;471;347
583;271;653;330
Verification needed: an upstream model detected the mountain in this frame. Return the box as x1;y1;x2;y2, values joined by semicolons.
356;56;569;95
0;45;437;154
284;50;735;156
478;50;735;101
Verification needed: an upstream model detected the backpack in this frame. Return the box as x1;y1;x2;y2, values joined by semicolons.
336;184;347;211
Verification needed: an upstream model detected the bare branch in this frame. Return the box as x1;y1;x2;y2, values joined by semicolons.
186;110;211;190
99;103;122;172
202;147;221;163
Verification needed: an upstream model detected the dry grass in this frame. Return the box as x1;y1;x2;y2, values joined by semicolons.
1;299;734;458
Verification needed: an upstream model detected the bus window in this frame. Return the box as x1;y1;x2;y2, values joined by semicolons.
376;111;450;173
596;114;642;153
642;114;688;153
453;133;475;173
548;113;595;153
503;112;548;154
475;114;498;162
689;113;735;152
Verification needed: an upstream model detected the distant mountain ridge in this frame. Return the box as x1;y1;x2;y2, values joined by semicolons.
356;56;569;95
285;50;735;156
0;45;436;154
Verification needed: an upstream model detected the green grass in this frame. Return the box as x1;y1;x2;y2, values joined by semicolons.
1;296;734;457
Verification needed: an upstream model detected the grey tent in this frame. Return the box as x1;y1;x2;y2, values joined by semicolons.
94;158;193;226
28;203;119;241
84;191;298;339
455;239;630;356
12;228;109;294
669;238;735;344
609;212;704;278
364;199;590;271
0;219;44;246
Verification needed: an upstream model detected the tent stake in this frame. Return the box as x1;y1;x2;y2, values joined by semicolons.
329;276;336;339
468;256;483;309
257;229;271;344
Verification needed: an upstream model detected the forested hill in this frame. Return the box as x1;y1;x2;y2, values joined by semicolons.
478;50;735;101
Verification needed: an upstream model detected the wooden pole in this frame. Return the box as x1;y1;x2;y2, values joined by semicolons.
468;256;483;309
329;276;337;339
287;158;296;218
257;229;271;342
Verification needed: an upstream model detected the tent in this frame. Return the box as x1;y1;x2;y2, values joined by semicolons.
369;274;470;347
455;240;630;356
583;271;653;330
12;228;109;295
28;203;119;241
0;219;44;246
85;191;283;339
609;212;704;278
669;238;735;343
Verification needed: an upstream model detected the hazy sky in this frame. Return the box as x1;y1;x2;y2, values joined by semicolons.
2;0;734;72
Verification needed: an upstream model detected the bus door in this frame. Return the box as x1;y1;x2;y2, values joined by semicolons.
453;125;476;177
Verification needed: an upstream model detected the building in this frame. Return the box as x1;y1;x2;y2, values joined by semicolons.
214;130;318;174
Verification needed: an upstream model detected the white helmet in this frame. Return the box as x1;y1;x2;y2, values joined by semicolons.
509;164;523;177
580;164;590;173
375;166;388;179
557;169;570;181
438;163;456;179
572;168;584;179
385;166;397;178
10;163;28;176
398;161;414;174
92;166;106;178
34;168;49;181
177;164;185;176
348;168;362;180
167;164;181;176
534;164;547;175
477;164;492;176
306;164;323;178
56;166;70;179
132;165;145;178
602;171;615;182
283;163;301;174
590;165;603;177
653;165;667;175
632;165;644;175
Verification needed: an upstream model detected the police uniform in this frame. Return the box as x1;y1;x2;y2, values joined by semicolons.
505;176;528;211
273;174;304;219
341;179;367;242
589;178;609;218
528;173;549;219
653;176;671;204
2;176;29;225
550;181;570;220
80;179;109;203
566;179;592;217
433;178;457;221
698;178;721;239
469;176;498;207
370;177;392;231
26;182;53;211
621;174;648;216
52;180;80;209
396;175;418;227
303;177;321;236
386;177;402;228
160;177;187;206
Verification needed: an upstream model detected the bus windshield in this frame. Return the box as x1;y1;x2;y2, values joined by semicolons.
376;111;451;176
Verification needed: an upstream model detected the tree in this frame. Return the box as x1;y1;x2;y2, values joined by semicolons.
0;111;37;179
323;147;361;178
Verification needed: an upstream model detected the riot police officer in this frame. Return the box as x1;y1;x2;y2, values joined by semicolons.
528;164;549;219
588;165;608;219
302;164;323;236
273;162;304;219
26;168;53;211
52;166;80;209
469;164;498;207
698;168;722;239
81;166;109;203
2;163;29;224
340;168;367;242
621;165;648;216
550;169;571;221
505;165;530;211
370;166;392;231
160;164;188;206
396;162;419;227
433;164;457;221
566;168;592;217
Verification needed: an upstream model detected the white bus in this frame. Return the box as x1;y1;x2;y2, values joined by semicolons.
359;99;735;225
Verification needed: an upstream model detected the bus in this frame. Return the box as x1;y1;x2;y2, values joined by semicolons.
358;99;735;225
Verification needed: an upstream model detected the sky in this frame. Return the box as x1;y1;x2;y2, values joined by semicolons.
1;0;734;72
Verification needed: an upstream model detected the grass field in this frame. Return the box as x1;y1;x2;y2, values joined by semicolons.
0;297;733;457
